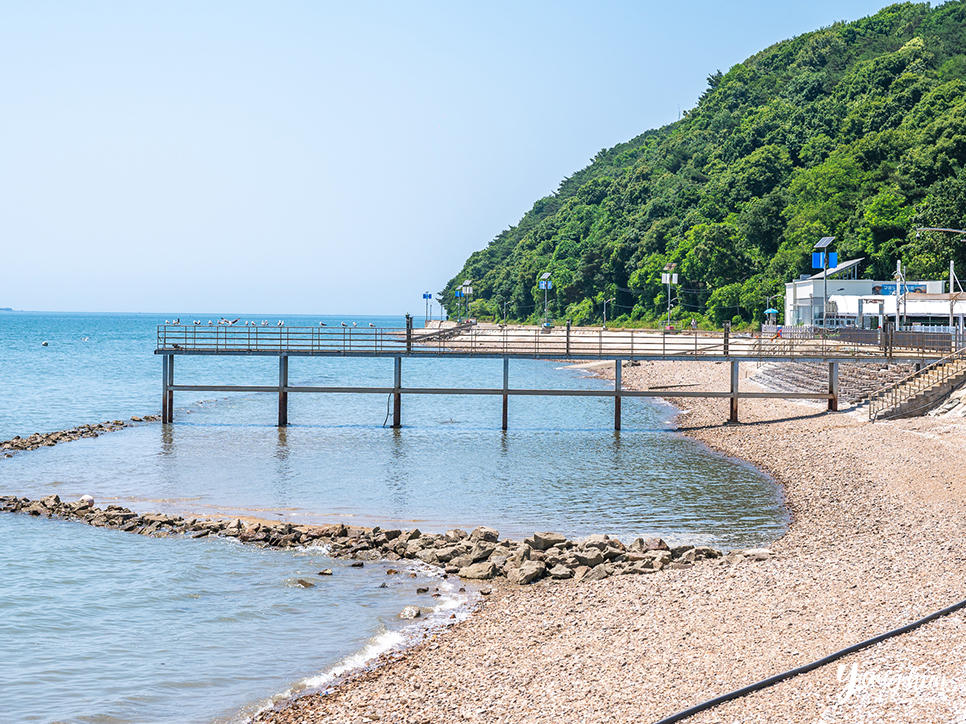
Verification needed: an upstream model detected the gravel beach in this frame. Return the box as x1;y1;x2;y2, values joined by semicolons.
254;358;966;724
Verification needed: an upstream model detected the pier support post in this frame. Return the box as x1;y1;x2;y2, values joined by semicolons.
828;361;839;412
278;355;289;427
393;356;402;428
615;360;622;431
729;359;739;423
162;353;174;423
502;357;509;431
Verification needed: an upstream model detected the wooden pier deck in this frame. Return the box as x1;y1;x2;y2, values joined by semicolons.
155;321;951;429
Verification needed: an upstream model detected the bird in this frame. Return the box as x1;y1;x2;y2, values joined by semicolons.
368;322;375;328
352;322;358;327
164;320;169;325
193;320;201;325
229;318;239;325
277;320;284;327
173;319;180;325
341;322;347;327
208;320;213;326
261;320;269;326
318;321;326;326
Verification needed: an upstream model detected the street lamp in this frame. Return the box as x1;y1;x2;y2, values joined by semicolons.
422;292;431;325
661;263;678;329
813;236;836;328
603;297;615;327
539;272;552;326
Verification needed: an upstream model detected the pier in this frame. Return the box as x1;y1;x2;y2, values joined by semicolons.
155;320;951;429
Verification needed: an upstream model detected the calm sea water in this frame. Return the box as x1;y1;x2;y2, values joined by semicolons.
0;311;787;723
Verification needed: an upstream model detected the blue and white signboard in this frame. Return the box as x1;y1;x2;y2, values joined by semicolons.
538;280;552;290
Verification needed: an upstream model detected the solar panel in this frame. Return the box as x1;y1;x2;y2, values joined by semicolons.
814;236;835;249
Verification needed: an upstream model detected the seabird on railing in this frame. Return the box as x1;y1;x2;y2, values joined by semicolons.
193;320;201;325
341;322;347;327
173;319;180;325
277;320;284;326
352;322;357;327
319;321;326;326
369;322;375;327
261;320;269;326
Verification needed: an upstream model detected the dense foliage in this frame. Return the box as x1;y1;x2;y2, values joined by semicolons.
442;2;966;327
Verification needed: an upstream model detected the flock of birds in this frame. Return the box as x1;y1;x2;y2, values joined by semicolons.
163;318;376;328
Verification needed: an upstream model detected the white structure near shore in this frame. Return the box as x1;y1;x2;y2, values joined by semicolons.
785;257;966;331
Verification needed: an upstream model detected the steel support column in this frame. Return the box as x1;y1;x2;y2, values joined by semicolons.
615;360;622;431
828;361;839;412
729;359;739;423
502;356;509;431
278;355;289;427
393;356;402;428
162;353;174;423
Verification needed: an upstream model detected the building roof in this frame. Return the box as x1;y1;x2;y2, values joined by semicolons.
808;257;864;280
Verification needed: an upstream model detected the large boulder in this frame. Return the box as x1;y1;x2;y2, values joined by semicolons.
507;561;547;585
458;562;499;580
524;532;567;551
469;526;499;543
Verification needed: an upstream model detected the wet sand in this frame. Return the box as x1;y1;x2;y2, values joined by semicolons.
254;359;966;723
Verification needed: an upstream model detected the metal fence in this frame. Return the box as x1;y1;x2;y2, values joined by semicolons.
157;323;954;361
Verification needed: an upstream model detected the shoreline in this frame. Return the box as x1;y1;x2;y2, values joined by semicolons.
254;359;966;723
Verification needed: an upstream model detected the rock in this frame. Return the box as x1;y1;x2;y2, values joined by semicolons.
572;549;605;567
458;562;499;580
583;564;611;581
469;526;499;543
39;495;61;509
548;564;574;579
677;549;696;564
445;528;468;542
671;544;695;558
295;578;315;588
350;561;364;568
467;543;496;563
742;548;773;560
416;587;429;594
580;534;611;550
572;565;592;582
507;560;547;585
645;537;670;551
318;569;333;576
416;549;439;564
524;532;567;551
399;606;421;620
694;546;722;559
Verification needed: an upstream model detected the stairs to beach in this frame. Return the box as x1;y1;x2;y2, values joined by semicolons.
867;349;966;421
750;361;914;405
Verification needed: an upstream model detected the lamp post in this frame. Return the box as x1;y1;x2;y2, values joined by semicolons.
539;272;552;326
423;292;431;325
603;297;615;327
661;263;678;329
813;237;835;328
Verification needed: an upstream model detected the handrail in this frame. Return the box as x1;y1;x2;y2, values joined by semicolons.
868;345;966;421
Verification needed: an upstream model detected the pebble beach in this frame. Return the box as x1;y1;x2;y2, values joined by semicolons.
254;357;966;724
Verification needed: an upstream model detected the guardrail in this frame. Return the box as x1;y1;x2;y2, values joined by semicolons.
156;324;952;360
868;346;966;421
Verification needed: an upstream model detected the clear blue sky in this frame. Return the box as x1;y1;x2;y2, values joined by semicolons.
2;0;903;314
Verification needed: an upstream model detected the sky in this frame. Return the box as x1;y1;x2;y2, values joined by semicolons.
1;0;910;315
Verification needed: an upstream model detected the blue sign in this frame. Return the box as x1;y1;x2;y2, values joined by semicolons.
538;280;553;290
812;252;823;269
423;293;431;299
455;290;462;298
828;252;838;269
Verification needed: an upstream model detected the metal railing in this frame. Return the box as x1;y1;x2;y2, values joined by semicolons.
156;324;955;361
868;346;966;421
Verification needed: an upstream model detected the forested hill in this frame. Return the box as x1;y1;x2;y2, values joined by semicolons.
441;2;966;327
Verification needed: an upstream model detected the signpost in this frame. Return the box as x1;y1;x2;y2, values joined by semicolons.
813;236;836;328
423;292;431;325
539;272;552;326
662;263;678;329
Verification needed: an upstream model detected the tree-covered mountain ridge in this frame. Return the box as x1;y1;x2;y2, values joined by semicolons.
442;2;966;327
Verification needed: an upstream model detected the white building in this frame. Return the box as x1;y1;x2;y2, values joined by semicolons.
784;257;965;331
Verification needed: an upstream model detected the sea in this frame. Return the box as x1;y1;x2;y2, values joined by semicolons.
0;312;788;723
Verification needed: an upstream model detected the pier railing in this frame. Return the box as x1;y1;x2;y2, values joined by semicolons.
156;324;951;360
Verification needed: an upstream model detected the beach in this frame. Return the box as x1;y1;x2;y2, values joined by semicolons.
254;358;966;723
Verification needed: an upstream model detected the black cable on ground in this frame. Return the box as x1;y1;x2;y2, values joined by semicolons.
652;593;966;724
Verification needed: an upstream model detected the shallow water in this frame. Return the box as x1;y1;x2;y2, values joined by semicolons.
0;312;787;723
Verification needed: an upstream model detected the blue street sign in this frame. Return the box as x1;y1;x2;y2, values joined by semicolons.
812;252;824;269
828;252;838;269
423;293;431;299
539;280;553;290
455;290;462;297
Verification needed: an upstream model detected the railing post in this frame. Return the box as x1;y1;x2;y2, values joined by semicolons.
502;357;509;431
828;361;839;412
723;321;730;357
278;354;289;427
566;319;571;357
406;315;413;354
614;359;622;431
393;356;402;428
729;358;739;423
161;353;174;423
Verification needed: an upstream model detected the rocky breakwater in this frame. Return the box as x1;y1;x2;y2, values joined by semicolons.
0;494;773;584
1;416;160;457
